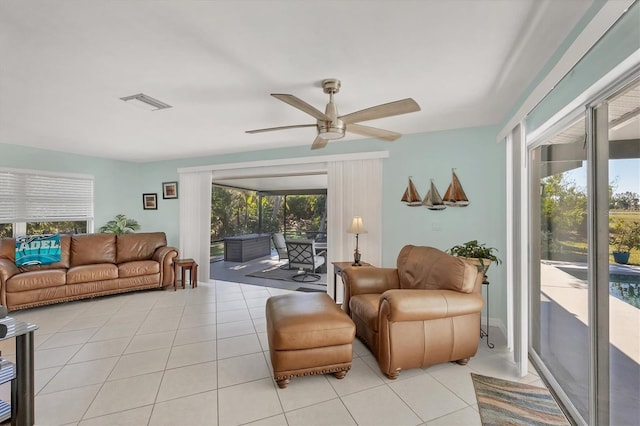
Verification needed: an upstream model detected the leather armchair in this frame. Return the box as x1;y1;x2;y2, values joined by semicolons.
342;245;484;379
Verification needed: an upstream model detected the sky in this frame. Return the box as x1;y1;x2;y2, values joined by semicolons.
563;158;639;195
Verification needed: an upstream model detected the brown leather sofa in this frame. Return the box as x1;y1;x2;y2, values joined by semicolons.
342;245;484;379
0;232;178;311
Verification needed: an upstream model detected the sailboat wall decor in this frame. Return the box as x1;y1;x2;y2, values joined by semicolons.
443;169;469;207
401;177;422;207
422;179;446;210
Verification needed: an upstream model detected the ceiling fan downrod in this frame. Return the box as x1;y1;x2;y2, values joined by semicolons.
319;79;345;140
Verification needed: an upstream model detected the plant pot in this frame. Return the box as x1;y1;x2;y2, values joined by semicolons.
613;251;630;265
459;257;492;274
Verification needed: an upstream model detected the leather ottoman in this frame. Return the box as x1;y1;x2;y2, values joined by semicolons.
265;292;356;388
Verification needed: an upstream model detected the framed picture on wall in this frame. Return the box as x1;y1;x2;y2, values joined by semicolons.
143;193;158;210
162;181;178;199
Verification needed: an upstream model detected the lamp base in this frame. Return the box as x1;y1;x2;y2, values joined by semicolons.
352;251;362;266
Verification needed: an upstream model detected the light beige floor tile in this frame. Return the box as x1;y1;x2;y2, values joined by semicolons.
149;390;217;426
68;337;130;364
341;385;422;426
245;295;270;308
106;311;148;327
389;374;468;422
136;315;181;335
217;333;261;359
244;414;288;426
35;344;83;370
217;308;251;324
426;406;481;426
217;352;270;388
124;330;175;354
276;374;337;412
257;332;269;351
179;311;218;328
253;318;267;333
326;357;385;396
218;378;282;425
79;406;153;425
216;299;248;312
40;356;119;394
34;366;61;395
174;324;217;346
108;348;170;381
427;363;478;405
217;319;255;338
183;302;216;314
249;306;266;319
59;314;111;332
84;372;163;419
468;354;539;383
285;398;356;426
37;327;98;350
156;361;217;402
216;292;245;303
89;324;139;342
146;306;185;318
35;384;101;425
352;337;373;358
166;339;217;369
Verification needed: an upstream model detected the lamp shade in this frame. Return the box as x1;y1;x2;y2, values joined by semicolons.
347;216;368;234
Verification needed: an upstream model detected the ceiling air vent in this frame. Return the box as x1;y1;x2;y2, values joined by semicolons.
120;93;171;111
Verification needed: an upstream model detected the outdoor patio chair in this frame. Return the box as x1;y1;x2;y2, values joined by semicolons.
286;239;325;282
272;232;288;261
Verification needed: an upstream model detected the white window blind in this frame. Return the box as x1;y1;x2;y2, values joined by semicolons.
0;169;94;222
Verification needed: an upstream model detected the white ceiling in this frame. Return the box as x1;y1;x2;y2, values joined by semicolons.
0;0;593;163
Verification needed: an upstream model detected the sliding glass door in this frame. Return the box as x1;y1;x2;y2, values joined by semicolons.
529;78;640;425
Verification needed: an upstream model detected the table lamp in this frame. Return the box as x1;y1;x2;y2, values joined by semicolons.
347;216;368;266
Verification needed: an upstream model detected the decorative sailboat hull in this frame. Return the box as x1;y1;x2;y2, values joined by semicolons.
443;169;469;207
401;177;422;207
423;179;446;210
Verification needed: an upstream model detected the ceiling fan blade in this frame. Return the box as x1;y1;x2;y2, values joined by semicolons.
245;124;316;134
272;94;331;121
347;123;401;141
340;98;420;124
311;135;329;150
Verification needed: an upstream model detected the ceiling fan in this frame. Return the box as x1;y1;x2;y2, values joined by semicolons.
246;79;421;150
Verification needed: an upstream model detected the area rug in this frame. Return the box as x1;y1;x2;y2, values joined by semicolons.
246;265;327;286
471;373;570;426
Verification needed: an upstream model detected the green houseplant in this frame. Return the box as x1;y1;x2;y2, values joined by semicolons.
98;214;140;235
610;218;640;264
447;240;502;273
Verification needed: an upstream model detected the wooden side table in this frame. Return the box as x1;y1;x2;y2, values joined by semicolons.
173;258;198;291
332;261;373;302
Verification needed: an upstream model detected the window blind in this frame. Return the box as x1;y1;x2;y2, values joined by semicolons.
0;170;94;222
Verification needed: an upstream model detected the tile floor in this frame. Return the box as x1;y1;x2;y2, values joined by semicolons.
0;280;543;426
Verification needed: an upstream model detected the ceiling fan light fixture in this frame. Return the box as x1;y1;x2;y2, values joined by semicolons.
120;93;172;111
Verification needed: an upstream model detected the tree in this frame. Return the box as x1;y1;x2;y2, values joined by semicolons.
610;191;640;210
540;174;587;242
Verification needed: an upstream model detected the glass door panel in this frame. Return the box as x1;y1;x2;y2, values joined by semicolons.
606;81;640;426
531;116;590;422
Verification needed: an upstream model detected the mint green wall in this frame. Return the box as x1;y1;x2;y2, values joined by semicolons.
0;143;142;232
527;1;640;132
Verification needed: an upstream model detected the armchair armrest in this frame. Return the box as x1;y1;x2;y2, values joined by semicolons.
0;259;19;307
379;289;484;322
342;267;399;315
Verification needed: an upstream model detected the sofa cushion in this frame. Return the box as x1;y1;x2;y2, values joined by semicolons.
6;269;66;292
67;264;118;284
349;294;380;332
118;260;160;278
116;233;167;264
0;236;71;270
396;245;476;294
71;234;116;267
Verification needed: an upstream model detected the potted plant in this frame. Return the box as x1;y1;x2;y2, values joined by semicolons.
610;218;640;265
447;240;502;273
98;214;140;235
